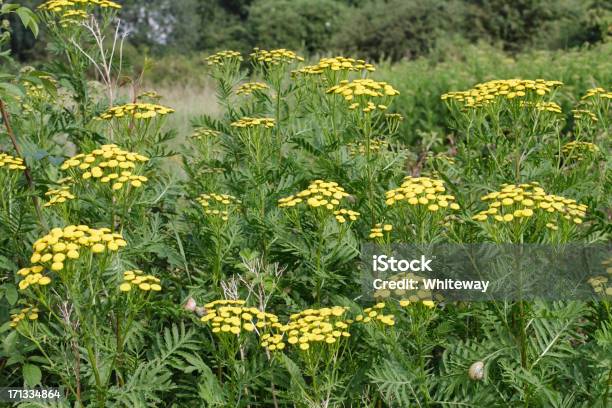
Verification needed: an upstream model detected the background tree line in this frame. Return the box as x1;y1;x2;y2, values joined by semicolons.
7;0;612;68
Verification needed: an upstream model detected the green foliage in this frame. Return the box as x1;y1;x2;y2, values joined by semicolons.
248;0;346;54
11;0;612;63
0;2;611;407
331;0;455;60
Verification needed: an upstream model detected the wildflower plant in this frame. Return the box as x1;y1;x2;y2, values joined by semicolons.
580;87;610;129
278;306;353;405
384;176;461;242
277;180;359;301
2;3;611;404
471;182;587;243
49;144;150;229
10;225;163;406
194;193;243;285
250;48;304;145
442;78;566;182
96;103;175;149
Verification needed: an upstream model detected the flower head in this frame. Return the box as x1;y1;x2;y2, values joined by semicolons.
18;226;126;290
191;127;221;140
196;193;241;221
369;223;393;239
442;79;563;109
38;0;120;26
97;103;174;120
9;306;39;328
205;50;243;66
137;90;162;102
385;177;460;212
327;78;399;113
230;117;275;128
236;82;269;96
347;139;389;156
520;101;562;114
282;306;351;351
200;300;281;340
355;303;395;326
44;186;76;207
333;208;360;223
60;144;149;191
472;182;587;227
120;270;161;292
279;180;350;210
572;109;598;122
561;141;600;161
581;87;612;100
293;56;375;76
0;153;26;171
250;48;304;65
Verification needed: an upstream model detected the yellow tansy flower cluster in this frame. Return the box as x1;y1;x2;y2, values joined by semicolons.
0;153;26;171
355;303;395;326
400;299;436;308
572;109;598;122
581;87;612;100
561;141;600;161
38;0;121;12
191;127;221;140
9;306;39;328
520;101;562;114
17;226;126;290
44;186;75;207
283;307;351;351
119;270;161;292
97;103;174;120
472;182;587;227
333;208;360;223
260;333;286;351
369;223;392;239
60;144;149;190
205;50;243;66
236;82;269;95
137;90;162;101
327;79;399;112
59;9;88;25
347;139;389;156
587;275;611;297
230;117;275;128
441;79;563;108
200;300;281;338
196;193;241;221
250;48;304;65
278;180;350;210
385;177;460;212
293;56;375;76
23;75;57;101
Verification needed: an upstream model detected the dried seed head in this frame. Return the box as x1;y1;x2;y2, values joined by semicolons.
184;297;197;312
468;361;484;380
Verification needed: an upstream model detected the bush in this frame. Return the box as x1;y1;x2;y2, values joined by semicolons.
247;0;347;53
331;0;457;60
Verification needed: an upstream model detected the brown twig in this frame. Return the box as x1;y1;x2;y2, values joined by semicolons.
0;99;45;228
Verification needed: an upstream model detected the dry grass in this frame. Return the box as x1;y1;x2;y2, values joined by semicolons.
154;83;220;140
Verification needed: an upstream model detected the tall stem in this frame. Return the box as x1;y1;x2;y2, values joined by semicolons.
0;99;45;228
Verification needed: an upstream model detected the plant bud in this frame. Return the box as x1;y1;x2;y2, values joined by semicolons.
468;361;484;380
183;297;196;312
